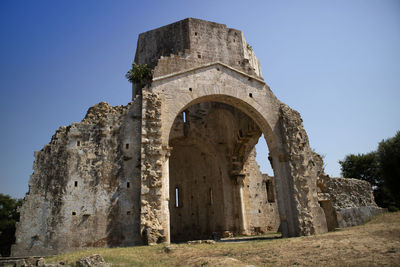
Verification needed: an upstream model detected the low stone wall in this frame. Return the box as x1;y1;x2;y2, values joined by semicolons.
321;177;385;228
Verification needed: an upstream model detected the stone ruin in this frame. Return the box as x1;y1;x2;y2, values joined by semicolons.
11;18;384;256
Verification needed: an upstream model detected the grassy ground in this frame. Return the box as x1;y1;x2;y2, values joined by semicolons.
47;212;400;266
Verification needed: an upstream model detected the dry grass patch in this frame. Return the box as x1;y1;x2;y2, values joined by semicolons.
46;212;400;266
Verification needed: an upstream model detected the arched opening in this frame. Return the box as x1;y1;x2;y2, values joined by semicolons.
168;101;280;242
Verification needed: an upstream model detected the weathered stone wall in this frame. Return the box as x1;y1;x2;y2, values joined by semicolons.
278;103;328;235
243;149;280;233
12;101;144;256
319;176;385;228
135;18;261;82
139;91;170;244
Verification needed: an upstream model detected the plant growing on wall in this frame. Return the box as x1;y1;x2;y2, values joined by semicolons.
246;43;253;52
125;62;153;84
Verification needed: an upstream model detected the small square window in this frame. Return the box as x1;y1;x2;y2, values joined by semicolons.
74;181;78;187
72;211;76;216
77;141;81;147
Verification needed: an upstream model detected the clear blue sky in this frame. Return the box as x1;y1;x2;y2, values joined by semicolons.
1;0;399;198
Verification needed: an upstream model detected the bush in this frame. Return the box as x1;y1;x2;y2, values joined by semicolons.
0;194;22;256
339;131;400;211
125;62;153;85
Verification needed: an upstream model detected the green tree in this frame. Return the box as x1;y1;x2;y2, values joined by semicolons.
339;131;400;211
339;152;380;188
0;194;22;256
376;131;400;210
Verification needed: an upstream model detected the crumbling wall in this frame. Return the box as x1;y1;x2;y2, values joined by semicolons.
279;103;328;235
320;177;385;228
243;149;280;233
139;91;170;244
12;101;143;256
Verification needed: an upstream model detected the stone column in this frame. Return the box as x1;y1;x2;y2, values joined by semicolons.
160;145;172;243
235;174;249;235
270;153;298;237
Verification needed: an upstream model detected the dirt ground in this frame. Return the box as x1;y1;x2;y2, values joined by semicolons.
47;212;400;266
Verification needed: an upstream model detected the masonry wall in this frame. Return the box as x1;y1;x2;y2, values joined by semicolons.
243;150;280;234
135;18;261;83
319;177;385;228
12;101;144;256
278;104;328;235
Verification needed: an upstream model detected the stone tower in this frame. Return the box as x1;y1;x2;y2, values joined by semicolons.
12;18;382;256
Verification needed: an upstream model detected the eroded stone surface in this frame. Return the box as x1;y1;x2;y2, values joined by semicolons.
12;101;143;255
318;176;385;228
76;254;109;267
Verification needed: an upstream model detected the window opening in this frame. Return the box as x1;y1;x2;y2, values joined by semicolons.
255;134;274;175
72;211;76;216
77;141;81;147
125;143;129;149
127;182;130;188
183;111;187;123
175;187;179;208
74;181;78;187
266;180;275;202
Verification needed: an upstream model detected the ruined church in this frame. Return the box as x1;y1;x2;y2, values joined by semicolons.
12;18;383;256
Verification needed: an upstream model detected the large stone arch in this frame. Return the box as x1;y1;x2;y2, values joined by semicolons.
139;62;328;244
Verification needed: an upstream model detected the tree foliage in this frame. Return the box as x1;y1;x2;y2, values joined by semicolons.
339;152;380;187
125;62;153;85
0;194;22;256
377;131;400;210
339;131;400;211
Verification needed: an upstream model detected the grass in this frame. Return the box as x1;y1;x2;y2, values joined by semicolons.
46;212;400;266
